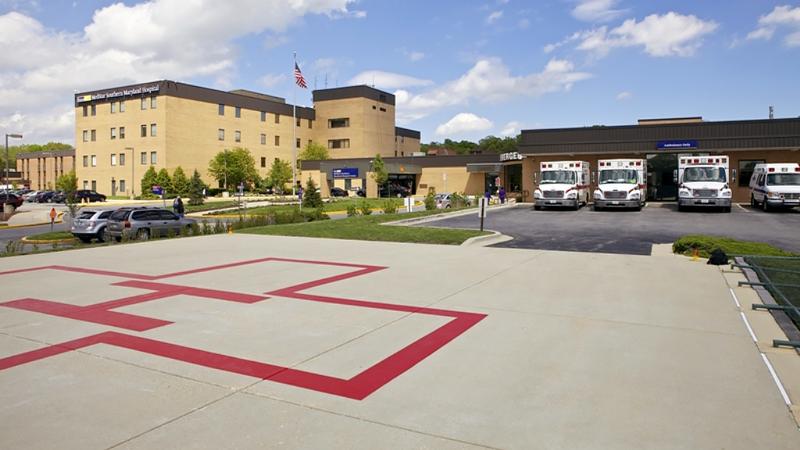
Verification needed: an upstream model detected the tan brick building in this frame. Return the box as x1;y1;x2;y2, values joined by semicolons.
16;149;76;190
73;81;420;196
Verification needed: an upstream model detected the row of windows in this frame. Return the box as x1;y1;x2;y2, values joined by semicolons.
216;129;308;148
217;104;312;128
81;97;157;117
82;152;157;167
328;139;350;149
82;124;156;142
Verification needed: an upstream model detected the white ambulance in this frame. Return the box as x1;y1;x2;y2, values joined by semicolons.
749;163;800;211
533;161;591;210
677;155;732;212
593;159;647;211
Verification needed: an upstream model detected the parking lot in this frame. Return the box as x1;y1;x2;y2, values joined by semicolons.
427;203;800;255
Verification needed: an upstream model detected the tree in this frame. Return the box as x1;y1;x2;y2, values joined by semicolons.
55;170;80;222
140;166;158;196
171;166;190;197
208;147;258;191
299;141;329;161
371;154;388;196
188;169;207;206
302;178;323;208
155;168;173;197
266;158;292;194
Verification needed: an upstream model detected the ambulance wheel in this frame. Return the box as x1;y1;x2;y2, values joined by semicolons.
750;195;756;208
678;204;684;212
534;205;541;211
594;205;602;212
635;204;642;212
723;206;731;213
763;200;770;212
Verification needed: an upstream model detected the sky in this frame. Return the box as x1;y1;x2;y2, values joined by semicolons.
1;0;799;146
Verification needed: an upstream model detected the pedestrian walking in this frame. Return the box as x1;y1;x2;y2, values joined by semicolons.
499;186;506;204
173;196;185;217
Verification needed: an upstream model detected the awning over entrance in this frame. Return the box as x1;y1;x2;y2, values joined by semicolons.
467;163;504;173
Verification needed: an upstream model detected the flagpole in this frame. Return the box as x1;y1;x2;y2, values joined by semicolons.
292;51;297;198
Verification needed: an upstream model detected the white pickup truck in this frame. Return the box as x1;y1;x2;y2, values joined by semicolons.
749;163;800;211
593;159;646;211
677;155;732;212
533;161;591;210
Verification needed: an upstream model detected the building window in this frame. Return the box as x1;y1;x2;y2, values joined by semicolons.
739;159;765;187
119;126;125;139
150;123;157;137
328;139;350;149
83;180;89;190
140;152;147;165
110;127;117;140
235;107;241;118
110;102;116;113
91;155;97;167
260;111;266;122
379;107;386;112
274;113;280;124
274;135;280;146
82;155;88;167
261;157;266;168
150;151;157;165
151;96;157;109
82;105;88;117
120;179;126;193
260;133;266;145
296;138;301;148
91;180;96;191
328;118;349;128
141;98;147;110
119;153;126;166
141;124;147;137
234;130;241;142
119;101;125;112
308;139;312;147
90;130;96;141
91;104;96;116
82;130;88;142
111;154;117;166
296;117;301;127
218;129;225;141
218;104;225;116
308;119;312;129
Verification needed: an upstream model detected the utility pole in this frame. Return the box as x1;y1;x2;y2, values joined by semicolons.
5;133;23;201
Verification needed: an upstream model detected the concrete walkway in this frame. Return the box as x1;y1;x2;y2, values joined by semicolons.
0;235;798;449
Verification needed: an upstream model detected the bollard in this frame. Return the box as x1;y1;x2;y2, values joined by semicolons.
691;247;699;262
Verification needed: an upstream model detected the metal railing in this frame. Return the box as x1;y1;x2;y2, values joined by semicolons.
732;255;800;349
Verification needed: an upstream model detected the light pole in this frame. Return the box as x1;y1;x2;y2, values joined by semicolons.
124;147;134;199
5;133;23;202
224;148;228;191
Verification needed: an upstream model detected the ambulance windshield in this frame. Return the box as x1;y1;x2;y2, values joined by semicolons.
540;170;576;184
599;169;637;184
683;167;726;183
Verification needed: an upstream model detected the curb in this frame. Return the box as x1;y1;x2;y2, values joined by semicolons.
460;230;514;247
0;213;65;229
384;202;518;227
21;235;76;245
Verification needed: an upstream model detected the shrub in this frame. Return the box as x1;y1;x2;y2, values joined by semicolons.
358;200;372;216
424;188;437;211
302;178;323;209
672;235;796;259
382;199;399;214
346;204;358;217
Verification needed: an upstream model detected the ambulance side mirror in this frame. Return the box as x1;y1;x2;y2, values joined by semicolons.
591;171;596;183
731;169;737;184
673;169;678;184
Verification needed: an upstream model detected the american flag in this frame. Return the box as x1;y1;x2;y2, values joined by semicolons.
294;62;307;89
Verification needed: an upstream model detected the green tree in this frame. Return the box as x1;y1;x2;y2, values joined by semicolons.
371;154;388;196
266;158;292;194
299;141;330;161
208;147;258;191
55;170;80;221
188;170;207;206
302;178;323;208
140;166;158;196
155;168;173;197
171;166;190;197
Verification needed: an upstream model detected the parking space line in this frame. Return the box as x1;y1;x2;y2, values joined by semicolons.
740;311;758;343
729;288;742;308
736;203;750;212
760;353;792;406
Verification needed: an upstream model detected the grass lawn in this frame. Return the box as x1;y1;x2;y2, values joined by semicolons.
184;200;241;213
672;235;797;259
743;256;800;308
238;209;487;245
26;231;75;241
210;198;406;215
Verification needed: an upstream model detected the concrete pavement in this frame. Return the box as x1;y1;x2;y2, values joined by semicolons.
0;235;798;449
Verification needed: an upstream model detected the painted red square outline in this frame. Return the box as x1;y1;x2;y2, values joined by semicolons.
0;258;486;400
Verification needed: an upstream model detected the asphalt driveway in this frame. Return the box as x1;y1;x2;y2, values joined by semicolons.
426;203;800;255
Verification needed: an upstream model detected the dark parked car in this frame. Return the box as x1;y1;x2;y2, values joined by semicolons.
379;184;411;198
50;191;67;203
36;191;56;203
106;207;196;241
355;189;366;197
2;193;24;208
330;187;348;197
75;190;106;202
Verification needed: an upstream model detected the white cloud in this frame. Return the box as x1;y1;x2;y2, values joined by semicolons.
259;73;286;88
435;113;493;137
347;70;433;89
547;12;718;58
408;51;425;62
747;5;800;47
616;91;632;100
571;0;627;23
0;0;360;143
499;121;521;136
486;10;503;24
394;57;591;123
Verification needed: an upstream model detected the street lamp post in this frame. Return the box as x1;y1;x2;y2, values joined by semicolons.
4;133;23;202
124;147;134;199
224;148;228;192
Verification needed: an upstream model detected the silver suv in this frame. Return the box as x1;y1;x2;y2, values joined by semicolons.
106;207;196;241
70;208;115;243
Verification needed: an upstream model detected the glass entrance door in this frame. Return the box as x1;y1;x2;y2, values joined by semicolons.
646;153;678;201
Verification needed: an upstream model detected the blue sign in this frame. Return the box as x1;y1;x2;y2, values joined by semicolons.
657;140;698;150
151;185;163;195
333;167;359;179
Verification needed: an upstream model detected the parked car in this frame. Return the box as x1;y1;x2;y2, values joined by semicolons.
355;188;366;197
2;193;24;209
330;187;349;197
379;184;411;198
75;190;107;203
435;193;453;209
50;191;67;203
70;209;115;243
35;190;55;203
23;190;39;202
106;207;196;241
